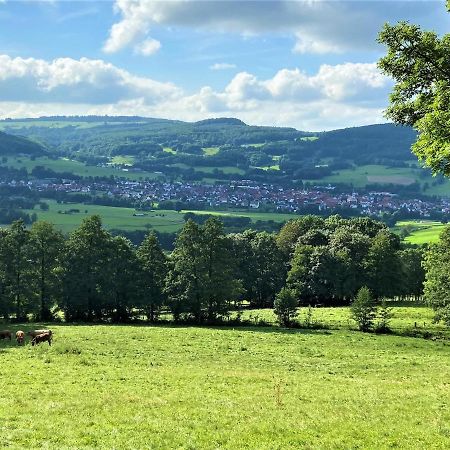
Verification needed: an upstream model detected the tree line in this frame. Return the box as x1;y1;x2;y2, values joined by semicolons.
0;214;428;324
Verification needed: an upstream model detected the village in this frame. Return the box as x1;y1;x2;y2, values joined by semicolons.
4;176;450;218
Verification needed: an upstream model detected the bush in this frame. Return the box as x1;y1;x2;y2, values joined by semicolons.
274;288;298;327
351;286;377;332
376;299;393;333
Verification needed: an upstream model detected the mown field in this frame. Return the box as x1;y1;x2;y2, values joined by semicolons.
22;200;298;233
1;306;449;449
395;220;447;245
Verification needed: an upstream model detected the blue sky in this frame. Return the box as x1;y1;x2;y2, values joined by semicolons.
0;1;448;130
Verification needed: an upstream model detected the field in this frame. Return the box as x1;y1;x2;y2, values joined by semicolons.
22;201;300;233
311;164;450;196
395;220;447;245
1;306;450;449
0;156;159;181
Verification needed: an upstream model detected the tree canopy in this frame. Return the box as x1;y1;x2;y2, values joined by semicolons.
378;3;450;175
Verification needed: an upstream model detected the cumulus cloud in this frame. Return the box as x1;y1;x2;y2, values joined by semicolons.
0;54;392;130
104;0;446;55
210;63;237;71
134;38;161;56
0;54;180;104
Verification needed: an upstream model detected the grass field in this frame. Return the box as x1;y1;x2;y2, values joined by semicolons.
0;156;159;181
310;164;450;196
22;201;300;233
1;306;449;449
23;201;185;233
395;220;447;245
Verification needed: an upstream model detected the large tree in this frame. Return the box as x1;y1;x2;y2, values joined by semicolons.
378;3;450;175
61;216;113;321
166;218;241;323
29;221;64;321
136;232;167;322
423;226;450;325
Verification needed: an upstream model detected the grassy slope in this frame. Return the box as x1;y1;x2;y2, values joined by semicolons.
1;314;449;449
395;220;447;245
1;156;158;180
309;164;450;196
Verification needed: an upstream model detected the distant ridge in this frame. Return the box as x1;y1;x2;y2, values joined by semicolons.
0;131;47;156
194;118;247;126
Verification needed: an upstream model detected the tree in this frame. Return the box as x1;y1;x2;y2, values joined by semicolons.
364;230;402;299
377;5;450;176
398;248;425;300
136;232;167;322
3;220;33;321
351;286;377;332
29;221;64;321
165;220;205;322
423;226;450;325
60;216;113;321
231;230;285;307
274;288;297;327
108;236;140;322
165;218;241;323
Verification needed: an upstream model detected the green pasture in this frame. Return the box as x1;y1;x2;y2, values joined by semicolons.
203;147;220;156
109;156;134;166
310;163;450;195
1;308;449;449
24;201;185;233
395;220;447;245
237;304;449;336
23;201;299;233
169;163;245;175
0;156;158;181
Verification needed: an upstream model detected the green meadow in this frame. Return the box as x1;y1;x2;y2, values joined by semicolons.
22;201;299;233
1;306;449;449
395;220;447;245
0;156;159;181
310;163;450;196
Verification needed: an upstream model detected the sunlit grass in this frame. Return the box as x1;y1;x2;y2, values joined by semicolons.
0;314;449;449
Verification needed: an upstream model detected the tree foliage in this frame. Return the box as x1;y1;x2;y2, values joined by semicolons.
378;5;450;175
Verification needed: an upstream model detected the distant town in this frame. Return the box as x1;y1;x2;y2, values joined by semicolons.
5;175;450;219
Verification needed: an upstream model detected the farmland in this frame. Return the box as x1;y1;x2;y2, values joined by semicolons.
1;307;449;449
395;220;447;245
21;200;298;233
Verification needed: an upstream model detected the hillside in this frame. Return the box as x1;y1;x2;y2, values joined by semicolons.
0;131;47;156
0;116;442;196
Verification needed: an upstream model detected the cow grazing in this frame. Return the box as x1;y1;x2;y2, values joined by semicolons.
31;332;52;346
0;330;12;340
16;330;25;345
27;329;52;339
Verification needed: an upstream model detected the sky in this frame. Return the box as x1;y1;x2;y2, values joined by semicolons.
0;0;448;130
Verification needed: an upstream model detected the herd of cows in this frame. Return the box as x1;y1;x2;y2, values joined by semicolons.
0;329;53;346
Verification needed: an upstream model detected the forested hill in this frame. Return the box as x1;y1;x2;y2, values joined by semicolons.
0;117;424;191
306;124;417;164
0;116;415;162
0;131;47;156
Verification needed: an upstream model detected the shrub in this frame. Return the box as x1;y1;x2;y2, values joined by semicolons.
351;286;377;332
376;299;393;333
274;288;298;327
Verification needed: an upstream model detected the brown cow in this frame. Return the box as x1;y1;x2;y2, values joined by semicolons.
16;330;25;345
0;330;12;340
27;329;52;339
31;332;52;346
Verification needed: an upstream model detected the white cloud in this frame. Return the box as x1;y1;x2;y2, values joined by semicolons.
210;63;237;71
0;54;180;104
104;0;446;55
0;54;392;130
134;38;161;56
